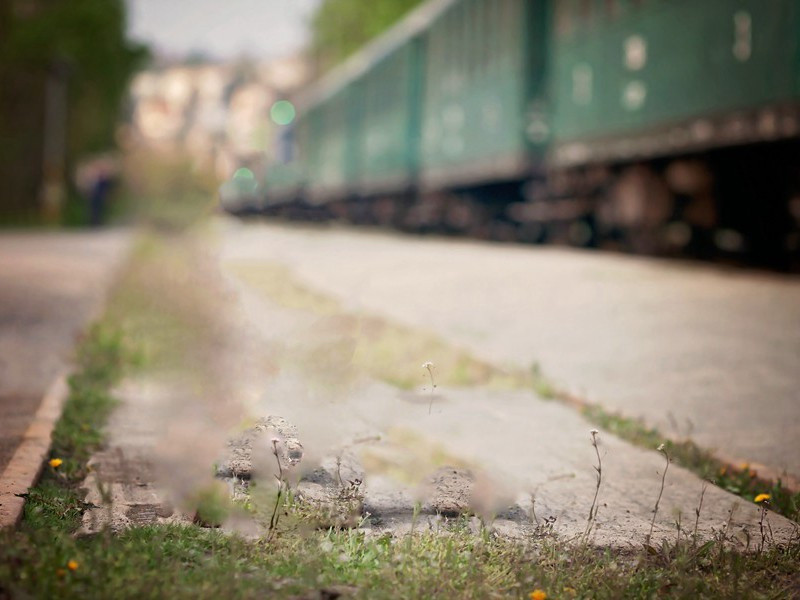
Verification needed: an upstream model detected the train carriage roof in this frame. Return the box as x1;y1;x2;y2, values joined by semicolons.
296;0;457;111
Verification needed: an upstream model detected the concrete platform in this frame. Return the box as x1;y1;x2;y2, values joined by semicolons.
79;246;798;548
218;221;800;486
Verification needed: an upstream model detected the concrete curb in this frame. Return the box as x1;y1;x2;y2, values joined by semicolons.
0;373;69;529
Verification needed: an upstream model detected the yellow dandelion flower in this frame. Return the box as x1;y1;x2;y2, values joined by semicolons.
67;560;79;571
49;458;63;468
738;462;749;471
754;493;771;503
529;590;547;600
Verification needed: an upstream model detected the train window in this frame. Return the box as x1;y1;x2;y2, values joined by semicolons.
624;34;647;70
622;80;646;110
733;10;752;62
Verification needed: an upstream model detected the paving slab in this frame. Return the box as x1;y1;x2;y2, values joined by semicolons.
218;221;800;486
0;229;129;526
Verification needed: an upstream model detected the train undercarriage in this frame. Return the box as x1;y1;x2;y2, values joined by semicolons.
258;139;800;271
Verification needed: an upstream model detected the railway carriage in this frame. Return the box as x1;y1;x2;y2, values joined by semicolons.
550;0;800;163
260;0;800;265
418;0;544;190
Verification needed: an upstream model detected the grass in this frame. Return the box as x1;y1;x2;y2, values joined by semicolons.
3;514;799;598
20;323;129;534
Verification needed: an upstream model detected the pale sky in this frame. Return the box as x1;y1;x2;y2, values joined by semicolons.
125;0;320;60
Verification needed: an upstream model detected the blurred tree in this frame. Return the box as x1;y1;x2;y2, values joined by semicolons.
310;0;424;73
0;0;148;222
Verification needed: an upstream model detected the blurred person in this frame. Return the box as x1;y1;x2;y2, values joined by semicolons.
76;154;120;226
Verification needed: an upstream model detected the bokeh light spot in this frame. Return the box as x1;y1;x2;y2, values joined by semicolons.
270;100;296;126
233;167;255;180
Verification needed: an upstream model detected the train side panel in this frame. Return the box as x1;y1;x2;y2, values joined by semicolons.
419;0;538;190
358;42;421;194
550;0;800;166
306;86;362;202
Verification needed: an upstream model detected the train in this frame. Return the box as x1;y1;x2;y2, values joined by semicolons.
232;0;800;267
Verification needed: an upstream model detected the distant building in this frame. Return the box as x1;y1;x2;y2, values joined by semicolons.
127;55;311;181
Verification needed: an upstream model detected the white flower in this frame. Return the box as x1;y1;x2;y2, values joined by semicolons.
657;443;665;452
422;361;434;370
590;429;599;435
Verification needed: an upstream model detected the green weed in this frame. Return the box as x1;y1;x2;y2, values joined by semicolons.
582;404;800;523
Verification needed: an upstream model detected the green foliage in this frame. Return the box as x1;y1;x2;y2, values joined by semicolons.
1;0;147;155
21;480;87;533
50;324;127;479
310;0;424;71
0;0;148;218
21;321;128;535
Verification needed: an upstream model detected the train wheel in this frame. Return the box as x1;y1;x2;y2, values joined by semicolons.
606;165;674;254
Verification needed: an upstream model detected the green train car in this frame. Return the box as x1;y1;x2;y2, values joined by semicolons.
262;0;800;265
551;0;799;163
